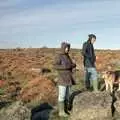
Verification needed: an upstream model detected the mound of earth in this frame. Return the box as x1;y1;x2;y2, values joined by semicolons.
20;76;57;106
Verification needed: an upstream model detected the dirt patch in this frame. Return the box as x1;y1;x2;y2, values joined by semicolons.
20;76;57;106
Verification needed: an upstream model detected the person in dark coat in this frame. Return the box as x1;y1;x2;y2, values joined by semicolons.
82;34;98;91
54;42;76;117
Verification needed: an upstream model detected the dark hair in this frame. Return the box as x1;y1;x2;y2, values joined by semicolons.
88;34;96;42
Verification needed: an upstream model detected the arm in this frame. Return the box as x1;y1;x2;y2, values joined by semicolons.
72;63;76;68
68;55;76;69
54;55;72;70
71;59;76;68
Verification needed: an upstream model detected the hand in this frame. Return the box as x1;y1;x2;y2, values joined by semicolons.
72;63;76;68
96;56;99;60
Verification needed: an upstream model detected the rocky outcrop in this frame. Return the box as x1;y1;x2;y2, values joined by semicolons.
0;101;31;120
0;101;57;120
70;91;113;120
114;91;120;119
1;91;120;120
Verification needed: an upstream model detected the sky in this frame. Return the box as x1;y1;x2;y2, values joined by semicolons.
0;0;120;49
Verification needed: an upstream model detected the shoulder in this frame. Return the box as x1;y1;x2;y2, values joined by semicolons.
83;42;88;48
83;42;88;46
55;53;63;59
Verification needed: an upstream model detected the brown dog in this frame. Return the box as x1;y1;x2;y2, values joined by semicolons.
102;70;120;92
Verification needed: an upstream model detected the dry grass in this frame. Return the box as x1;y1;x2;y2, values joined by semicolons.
0;48;119;106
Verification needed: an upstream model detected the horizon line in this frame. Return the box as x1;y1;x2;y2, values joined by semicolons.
0;47;119;51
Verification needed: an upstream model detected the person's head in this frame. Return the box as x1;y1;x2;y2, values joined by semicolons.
61;42;70;54
88;34;96;44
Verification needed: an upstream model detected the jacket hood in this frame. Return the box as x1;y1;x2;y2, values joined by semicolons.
61;42;70;54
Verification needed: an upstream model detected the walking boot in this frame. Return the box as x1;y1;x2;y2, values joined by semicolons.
92;80;99;92
58;102;69;117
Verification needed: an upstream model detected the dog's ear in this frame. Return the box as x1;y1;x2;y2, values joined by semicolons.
107;71;113;75
106;71;111;74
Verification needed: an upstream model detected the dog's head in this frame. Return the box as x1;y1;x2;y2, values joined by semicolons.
101;71;111;79
101;71;115;80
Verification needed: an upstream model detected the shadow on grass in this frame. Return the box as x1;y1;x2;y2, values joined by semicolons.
65;89;83;112
0;101;11;109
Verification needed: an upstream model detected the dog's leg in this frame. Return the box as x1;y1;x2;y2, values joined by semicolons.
117;79;120;91
110;82;113;93
105;80;109;91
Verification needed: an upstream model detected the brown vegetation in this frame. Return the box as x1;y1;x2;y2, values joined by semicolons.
0;48;119;105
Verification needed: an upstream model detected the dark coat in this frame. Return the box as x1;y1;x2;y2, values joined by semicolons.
54;43;76;86
82;41;96;68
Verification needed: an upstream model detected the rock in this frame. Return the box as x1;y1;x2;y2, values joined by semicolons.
6;81;21;99
31;68;51;74
41;68;51;74
114;91;120;119
70;91;112;120
0;101;31;120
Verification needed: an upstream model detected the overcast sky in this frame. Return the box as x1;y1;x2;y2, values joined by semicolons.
0;0;120;49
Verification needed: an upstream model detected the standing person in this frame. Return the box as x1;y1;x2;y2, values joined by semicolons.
82;34;98;92
54;42;76;117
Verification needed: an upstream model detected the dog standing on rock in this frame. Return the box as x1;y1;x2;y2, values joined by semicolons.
102;70;120;93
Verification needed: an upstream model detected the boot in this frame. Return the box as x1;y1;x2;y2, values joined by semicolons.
64;100;71;114
92;80;99;92
58;102;69;117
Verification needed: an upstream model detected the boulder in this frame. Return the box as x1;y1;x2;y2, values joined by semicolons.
114;91;120;119
70;91;113;120
0;101;31;120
